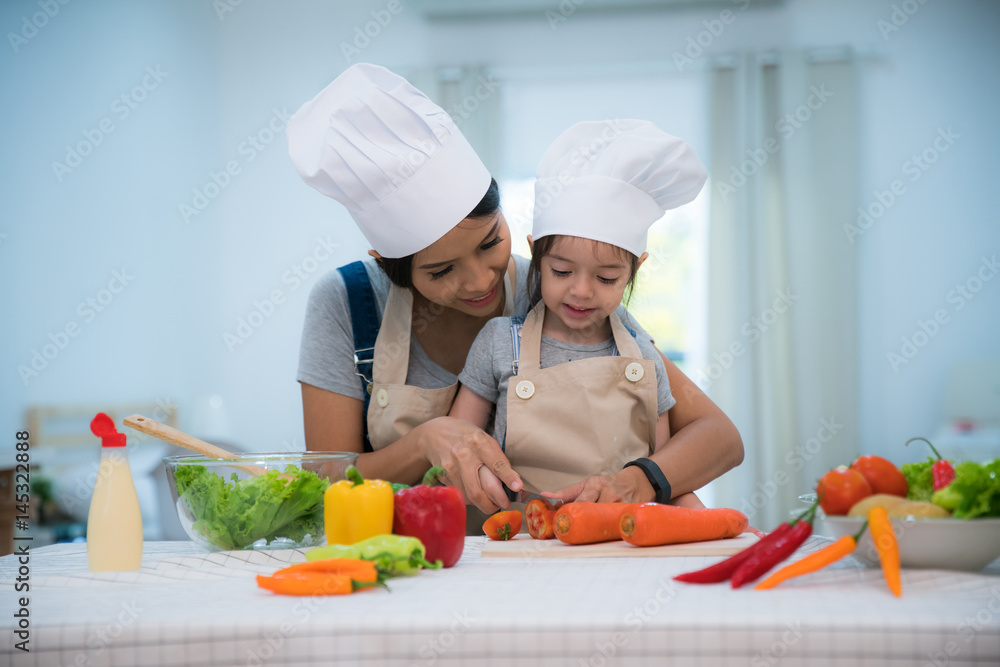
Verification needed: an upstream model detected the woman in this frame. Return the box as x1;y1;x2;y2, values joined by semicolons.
287;63;743;516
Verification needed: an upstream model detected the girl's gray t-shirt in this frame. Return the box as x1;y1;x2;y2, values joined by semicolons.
297;255;659;405
457;317;675;447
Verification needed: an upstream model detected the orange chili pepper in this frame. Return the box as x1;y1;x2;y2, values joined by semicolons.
868;506;902;597
257;558;382;596
257;572;357;596
755;522;867;590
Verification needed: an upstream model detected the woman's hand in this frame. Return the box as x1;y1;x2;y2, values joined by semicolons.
547;467;655;504
416;416;522;514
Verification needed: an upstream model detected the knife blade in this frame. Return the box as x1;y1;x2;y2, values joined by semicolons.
503;485;563;507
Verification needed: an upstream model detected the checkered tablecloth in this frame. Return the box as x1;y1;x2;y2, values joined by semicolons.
3;536;999;666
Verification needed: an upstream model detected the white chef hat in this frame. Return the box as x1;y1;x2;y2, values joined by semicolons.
532;119;707;257
287;63;492;258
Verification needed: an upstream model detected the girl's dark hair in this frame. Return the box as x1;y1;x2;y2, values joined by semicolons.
527;235;641;308
376;178;501;289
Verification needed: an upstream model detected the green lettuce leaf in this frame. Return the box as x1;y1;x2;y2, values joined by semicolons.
173;464;329;550
901;458;935;502
930;460;1000;519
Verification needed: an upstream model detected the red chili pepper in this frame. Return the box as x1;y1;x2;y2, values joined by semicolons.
730;502;819;589
392;466;466;568
674;522;794;584
905;437;955;491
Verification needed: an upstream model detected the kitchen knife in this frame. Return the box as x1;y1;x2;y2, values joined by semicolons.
504;485;564;506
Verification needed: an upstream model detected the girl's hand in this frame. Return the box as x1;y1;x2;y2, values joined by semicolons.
547;466;656;504
416;416;522;513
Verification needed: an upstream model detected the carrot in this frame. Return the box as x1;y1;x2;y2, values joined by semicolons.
868;506;902;597
275;558;378;582
619;503;748;546
754;533;860;590
483;510;523;541
554;503;633;545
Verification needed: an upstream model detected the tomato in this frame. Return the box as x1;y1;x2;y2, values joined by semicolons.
482;510;522;541
849;455;908;497
816;466;873;516
524;498;562;539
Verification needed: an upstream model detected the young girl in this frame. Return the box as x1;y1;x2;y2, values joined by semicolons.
450;119;709;508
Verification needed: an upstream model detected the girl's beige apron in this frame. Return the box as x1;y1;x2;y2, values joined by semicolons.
504;301;659;495
365;262;515;533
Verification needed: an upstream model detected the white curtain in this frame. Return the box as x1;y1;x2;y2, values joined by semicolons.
706;50;860;529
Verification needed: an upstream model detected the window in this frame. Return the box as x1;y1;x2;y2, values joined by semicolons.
495;67;709;373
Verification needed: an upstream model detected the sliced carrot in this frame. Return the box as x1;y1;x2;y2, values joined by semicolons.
554;503;633;545
619;503;748;546
275;558;378;582
483;510;522;541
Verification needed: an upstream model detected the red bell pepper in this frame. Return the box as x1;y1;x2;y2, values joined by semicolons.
392;466;466;568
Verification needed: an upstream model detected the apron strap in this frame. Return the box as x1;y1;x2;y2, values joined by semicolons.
518;302;641;371
509;316;525;375
513;314;633;369
336;261;381;453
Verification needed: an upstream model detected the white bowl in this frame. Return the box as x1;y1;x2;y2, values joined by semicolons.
819;516;1000;572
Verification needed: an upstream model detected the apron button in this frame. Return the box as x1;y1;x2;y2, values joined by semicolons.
376;388;389;407
515;380;535;399
625;362;644;382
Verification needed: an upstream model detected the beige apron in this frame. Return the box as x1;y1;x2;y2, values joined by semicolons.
366;261;516;450
504;301;658;495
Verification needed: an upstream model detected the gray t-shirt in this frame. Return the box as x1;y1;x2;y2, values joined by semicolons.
458;316;675;446
297;255;656;402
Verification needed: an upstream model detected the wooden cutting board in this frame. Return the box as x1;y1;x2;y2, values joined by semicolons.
481;532;759;559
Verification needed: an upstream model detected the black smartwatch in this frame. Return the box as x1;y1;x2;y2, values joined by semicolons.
624;458;672;504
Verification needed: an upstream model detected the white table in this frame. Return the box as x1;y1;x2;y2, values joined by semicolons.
3;537;999;666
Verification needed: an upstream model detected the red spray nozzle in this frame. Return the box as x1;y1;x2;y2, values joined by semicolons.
90;412;126;447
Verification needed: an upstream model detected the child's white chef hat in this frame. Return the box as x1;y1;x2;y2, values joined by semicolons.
532;120;707;257
287;63;491;258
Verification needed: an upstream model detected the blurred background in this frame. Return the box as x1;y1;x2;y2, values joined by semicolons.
2;0;998;546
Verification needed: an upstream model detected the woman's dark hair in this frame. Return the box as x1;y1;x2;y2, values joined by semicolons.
376;178;501;288
526;235;641;308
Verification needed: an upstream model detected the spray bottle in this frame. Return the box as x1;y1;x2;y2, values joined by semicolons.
87;413;143;571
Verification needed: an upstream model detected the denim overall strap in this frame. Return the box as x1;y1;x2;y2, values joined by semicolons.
336;261;381;453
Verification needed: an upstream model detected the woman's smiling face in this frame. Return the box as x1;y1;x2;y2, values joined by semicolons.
409;211;512;316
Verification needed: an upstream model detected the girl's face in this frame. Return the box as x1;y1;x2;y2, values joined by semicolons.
409;211;512;317
538;235;641;341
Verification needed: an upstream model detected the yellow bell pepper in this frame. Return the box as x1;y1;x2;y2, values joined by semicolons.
324;466;394;544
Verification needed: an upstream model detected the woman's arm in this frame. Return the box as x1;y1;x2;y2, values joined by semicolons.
548;353;744;504
650;352;745;492
302;382;522;510
301;383;428;482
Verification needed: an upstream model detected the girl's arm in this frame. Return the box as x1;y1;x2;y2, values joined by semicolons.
652;410;671;453
448;384;494;431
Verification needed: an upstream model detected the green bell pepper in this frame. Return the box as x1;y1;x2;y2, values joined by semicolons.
305;534;441;576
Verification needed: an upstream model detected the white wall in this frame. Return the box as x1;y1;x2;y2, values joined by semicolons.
3;0;998;510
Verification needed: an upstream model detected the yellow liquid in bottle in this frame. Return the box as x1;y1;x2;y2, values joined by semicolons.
87;448;143;572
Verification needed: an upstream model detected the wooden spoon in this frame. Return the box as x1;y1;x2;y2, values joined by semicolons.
123;414;275;478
